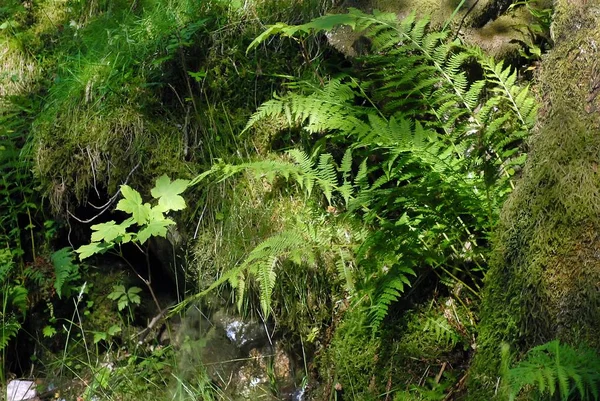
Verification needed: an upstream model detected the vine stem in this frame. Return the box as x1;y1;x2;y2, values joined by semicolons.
119;246;162;313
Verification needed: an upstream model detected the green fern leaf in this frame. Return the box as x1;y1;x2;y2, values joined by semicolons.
506;340;600;401
370;264;416;329
51;247;79;299
0;318;20;351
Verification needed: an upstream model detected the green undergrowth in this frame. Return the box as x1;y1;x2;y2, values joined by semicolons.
179;7;537;399
502;340;600;401
0;0;555;399
0;0;336;395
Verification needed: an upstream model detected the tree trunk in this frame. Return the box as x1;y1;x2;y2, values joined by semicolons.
469;0;600;397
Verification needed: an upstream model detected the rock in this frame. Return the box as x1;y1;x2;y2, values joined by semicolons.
174;306;303;400
236;362;270;399
273;343;292;380
328;0;546;60
6;380;39;401
211;309;269;352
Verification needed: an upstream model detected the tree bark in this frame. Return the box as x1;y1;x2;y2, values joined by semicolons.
469;0;600;397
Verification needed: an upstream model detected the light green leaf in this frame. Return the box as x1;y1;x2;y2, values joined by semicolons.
43;326;56;338
107;285;125;300
149;204;166;220
137;218;175;244
90;219;133;243
93;331;107;344
117;298;128;311
246;22;298;53
127;287;142;305
117;185;151;224
107;324;121;336
76;242;112;260
150;175;190;212
246;13;357;53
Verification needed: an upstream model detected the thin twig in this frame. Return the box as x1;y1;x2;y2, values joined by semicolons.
136;306;171;344
453;0;480;41
67;162;140;223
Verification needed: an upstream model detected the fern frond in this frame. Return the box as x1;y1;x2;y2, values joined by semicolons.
52;247;79;299
316;153;337;203
256;255;278;318
370;264;416;329
236;229;313;317
470;46;538;129
195;7;538;332
423;316;461;347
0;317;20;351
506;340;600;401
336;248;355;292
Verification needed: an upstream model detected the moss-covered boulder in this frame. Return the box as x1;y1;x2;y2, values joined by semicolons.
469;0;600;398
331;0;546;60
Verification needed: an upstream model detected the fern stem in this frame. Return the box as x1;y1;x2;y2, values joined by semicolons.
351;77;386;120
435;265;481;299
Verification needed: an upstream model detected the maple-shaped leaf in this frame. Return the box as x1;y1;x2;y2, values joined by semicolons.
126;286;142;305
137;217;175;244
117;298;128;311
107;285;125;301
107;324;121;336
90;218;134;243
150;175;190;212
43;326;56;338
148;204;166;220
117;185;151;224
76;242;113;260
94;332;107;344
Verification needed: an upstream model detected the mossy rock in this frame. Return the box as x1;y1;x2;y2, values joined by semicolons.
331;0;544;60
468;2;600;398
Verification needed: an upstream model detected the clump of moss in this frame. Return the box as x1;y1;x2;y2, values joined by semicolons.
190;169;355;330
313;294;475;400
334;0;540;61
315;307;381;399
1;0;331;214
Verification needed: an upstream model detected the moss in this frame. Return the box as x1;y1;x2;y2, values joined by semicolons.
370;0;458;27
7;0;331;214
190;169;354;331
314;295;475;399
0;41;38;97
468;4;600;398
316;307;381;399
362;0;533;30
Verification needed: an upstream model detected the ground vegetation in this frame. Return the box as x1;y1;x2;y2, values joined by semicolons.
3;0;600;400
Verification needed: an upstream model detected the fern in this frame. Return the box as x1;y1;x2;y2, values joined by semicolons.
369;264;416;328
182;214;360;319
237;229;309;317
422;316;461;348
191;8;536;328
51;247;79;299
0;317;20;351
504;340;600;401
230;221;359;317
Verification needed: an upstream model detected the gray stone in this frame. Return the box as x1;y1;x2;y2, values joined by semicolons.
6;380;38;401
